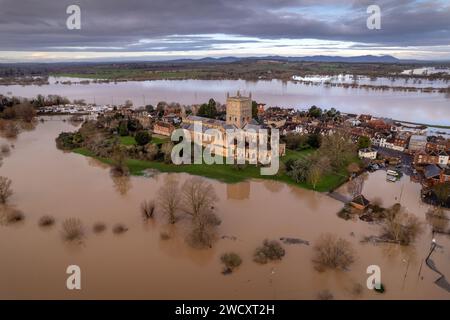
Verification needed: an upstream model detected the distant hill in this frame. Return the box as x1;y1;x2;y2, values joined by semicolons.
168;55;415;64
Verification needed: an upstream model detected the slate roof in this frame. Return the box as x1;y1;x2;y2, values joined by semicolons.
424;164;442;179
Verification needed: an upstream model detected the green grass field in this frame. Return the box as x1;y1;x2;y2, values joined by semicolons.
73;146;350;192
118;135;169;146
119;136;137;145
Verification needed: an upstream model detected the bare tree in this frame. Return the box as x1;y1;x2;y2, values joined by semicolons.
157;175;181;224
347;175;365;199
426;207;448;233
313;233;355;271
14;103;36;122
0;176;13;203
161;142;174;163
2;121;19;138
145;143;159;161
187;210;221;248
110;145;129;177
182;177;221;248
382;204;422;245
141;199;156;219
182;177;219;219
319;132;356;168
307;156;330;189
347;162;360;174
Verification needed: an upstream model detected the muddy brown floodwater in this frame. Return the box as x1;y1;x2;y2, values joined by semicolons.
0;118;449;299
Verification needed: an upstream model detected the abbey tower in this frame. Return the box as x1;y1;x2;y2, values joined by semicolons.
226;91;252;128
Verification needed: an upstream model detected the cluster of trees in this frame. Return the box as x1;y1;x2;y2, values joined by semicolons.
0;94;73;122
313;233;355;272
0;102;36;122
357;136;371;149
197;98;218;119
305;106;341;120
0;94;69;113
117;118;143;137
286;132;357;189
432;182;450;207
284;132;320;150
30;94;70;108
156;176;221;248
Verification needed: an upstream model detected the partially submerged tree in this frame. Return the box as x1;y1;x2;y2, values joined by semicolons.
381;204;421;245
347;175;365;199
182;177;221;248
2;121;19;138
220;252;242;274
14;103;36;122
182;177;218;219
157;175;181;224
1;143;10;154
2;208;24;225
187;210;221;249
61;218;84;241
432;182;450;207
0;176;13;203
141;199;156;219
112;223;128;234
317;290;334;300
110;145;129;176
253;239;286;264
426;207;448;233
38;215;55;227
93;222;107;233
313;233;355;272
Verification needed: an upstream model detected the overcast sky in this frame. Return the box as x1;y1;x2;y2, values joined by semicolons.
0;0;449;62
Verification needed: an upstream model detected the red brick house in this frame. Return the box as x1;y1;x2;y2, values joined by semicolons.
153;121;175;137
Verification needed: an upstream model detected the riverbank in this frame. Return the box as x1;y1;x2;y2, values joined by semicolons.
72;147;349;192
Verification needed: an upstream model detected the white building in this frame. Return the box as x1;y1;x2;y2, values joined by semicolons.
358;148;378;160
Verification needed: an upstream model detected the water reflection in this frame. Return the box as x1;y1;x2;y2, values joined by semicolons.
262;180;284;193
157;222;216;266
2;77;449;125
0;118;448;299
227;182;250;200
111;175;132;196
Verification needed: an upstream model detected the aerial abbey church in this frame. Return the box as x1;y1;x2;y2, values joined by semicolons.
181;91;285;159
225;91;253;128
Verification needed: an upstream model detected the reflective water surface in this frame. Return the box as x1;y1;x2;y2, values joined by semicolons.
0;119;449;299
1;77;449;125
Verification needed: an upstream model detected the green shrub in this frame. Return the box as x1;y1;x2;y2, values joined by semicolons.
135;130;151;146
118;121;129;136
253;239;285;264
55;132;83;150
220;252;242;274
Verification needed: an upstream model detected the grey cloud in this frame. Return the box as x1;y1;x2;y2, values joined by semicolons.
0;0;448;53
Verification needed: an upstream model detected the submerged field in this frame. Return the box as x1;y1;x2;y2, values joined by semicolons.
73;146;348;192
0;118;448;299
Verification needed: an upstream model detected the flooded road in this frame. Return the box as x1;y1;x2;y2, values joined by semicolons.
1;77;449;126
0;119;449;299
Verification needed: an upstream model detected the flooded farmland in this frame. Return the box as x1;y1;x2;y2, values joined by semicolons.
1;77;449;126
0;118;448;299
